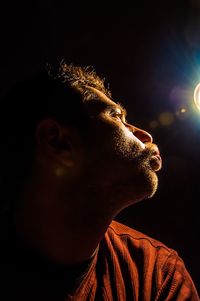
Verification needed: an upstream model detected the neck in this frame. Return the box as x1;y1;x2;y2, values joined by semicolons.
14;179;116;266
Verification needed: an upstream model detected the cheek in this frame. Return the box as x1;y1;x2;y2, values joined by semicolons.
111;126;145;161
123;126;145;150
88;118;145;161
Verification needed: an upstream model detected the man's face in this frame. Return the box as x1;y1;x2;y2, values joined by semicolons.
79;87;162;212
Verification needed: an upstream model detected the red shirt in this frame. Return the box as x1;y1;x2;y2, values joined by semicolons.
66;220;199;301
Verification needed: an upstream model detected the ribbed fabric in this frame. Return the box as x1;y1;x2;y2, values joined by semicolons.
67;220;199;301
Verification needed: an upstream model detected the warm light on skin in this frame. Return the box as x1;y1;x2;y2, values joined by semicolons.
193;82;200;111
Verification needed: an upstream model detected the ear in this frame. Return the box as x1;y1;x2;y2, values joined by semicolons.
35;119;76;167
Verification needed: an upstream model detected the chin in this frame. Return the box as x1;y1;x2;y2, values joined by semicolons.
134;159;159;197
144;169;158;198
117;169;159;210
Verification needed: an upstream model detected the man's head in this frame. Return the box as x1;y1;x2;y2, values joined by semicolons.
1;62;161;214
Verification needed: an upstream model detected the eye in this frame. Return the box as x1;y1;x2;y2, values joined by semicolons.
109;110;126;123
110;110;122;120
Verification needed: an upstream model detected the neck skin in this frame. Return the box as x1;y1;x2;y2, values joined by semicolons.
14;172;119;266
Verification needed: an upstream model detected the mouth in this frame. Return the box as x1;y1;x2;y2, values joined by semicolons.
149;147;162;171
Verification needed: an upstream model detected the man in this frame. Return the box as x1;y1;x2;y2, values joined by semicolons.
0;62;199;300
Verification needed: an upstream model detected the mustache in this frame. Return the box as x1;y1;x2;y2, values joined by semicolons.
138;143;160;161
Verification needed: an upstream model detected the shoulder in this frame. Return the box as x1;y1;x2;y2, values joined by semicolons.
103;220;199;300
104;219;176;278
106;220;181;278
107;219;173;254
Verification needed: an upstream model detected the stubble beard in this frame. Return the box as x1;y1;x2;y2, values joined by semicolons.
83;127;159;214
110;131;159;206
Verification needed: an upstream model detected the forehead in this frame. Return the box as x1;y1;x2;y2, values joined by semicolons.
85;86;125;113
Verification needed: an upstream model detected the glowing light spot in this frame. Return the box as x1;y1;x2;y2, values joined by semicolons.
149;120;159;129
159;112;174;126
180;107;186;113
55;168;64;176
176;106;189;120
194;82;200;112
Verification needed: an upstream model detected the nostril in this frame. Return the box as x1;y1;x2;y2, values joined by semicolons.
133;127;153;144
143;131;153;143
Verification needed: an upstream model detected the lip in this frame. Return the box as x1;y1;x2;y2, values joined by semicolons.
150;153;162;171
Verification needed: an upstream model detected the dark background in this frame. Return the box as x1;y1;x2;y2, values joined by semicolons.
0;0;199;292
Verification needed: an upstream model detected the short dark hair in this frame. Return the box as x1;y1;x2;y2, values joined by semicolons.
0;61;110;208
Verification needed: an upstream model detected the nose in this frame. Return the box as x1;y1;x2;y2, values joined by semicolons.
127;124;153;143
133;126;153;143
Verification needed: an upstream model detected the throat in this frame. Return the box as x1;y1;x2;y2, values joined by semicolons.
14;201;111;266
